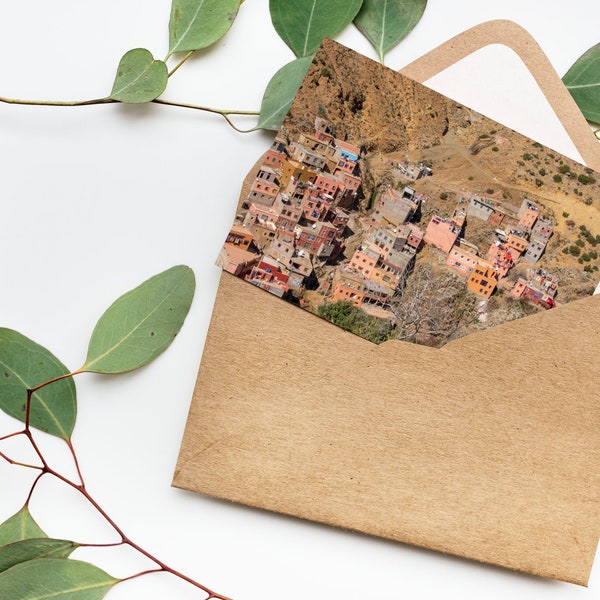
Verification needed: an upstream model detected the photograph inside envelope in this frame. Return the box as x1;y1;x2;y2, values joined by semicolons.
218;39;600;348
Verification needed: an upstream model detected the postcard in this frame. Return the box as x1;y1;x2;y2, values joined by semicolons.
217;40;600;348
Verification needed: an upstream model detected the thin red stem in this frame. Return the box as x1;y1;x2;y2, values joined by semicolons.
78;541;126;549
66;439;85;487
24;472;45;506
0;450;43;470
120;568;164;582
25;389;33;429
0;430;26;442
29;370;82;394
23;429;49;470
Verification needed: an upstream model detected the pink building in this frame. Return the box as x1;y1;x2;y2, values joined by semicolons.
335;140;360;162
216;244;260;278
396;223;424;251
424;215;461;254
301;192;331;222
273;196;302;233
446;246;479;276
506;231;529;258
487;242;514;278
334;156;358;176
511;277;556;308
334;170;361;196
314;172;345;200
245;167;280;207
243;203;279;231
264;148;286;170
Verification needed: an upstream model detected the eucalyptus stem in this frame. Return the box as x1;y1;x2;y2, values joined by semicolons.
0;94;258;131
151;98;259;132
168;50;195;77
24;472;45;506
29;370;83;394
0;450;42;471
0;96;114;107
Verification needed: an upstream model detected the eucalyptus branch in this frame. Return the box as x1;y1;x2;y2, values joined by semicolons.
0;94;259;131
0;266;233;599
9;385;233;600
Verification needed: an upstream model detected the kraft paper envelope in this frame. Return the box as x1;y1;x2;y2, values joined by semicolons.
174;22;600;585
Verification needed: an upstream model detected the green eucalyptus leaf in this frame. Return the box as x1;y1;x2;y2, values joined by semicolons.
563;42;600;123
0;539;78;573
0;329;76;440
0;558;118;599
354;0;427;63
110;48;168;103
270;0;363;57
256;55;314;131
169;0;241;54
0;508;46;546
81;266;195;374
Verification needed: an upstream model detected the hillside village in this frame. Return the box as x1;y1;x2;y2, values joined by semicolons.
217;116;575;345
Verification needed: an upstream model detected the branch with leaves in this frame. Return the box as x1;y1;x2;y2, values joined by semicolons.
0;0;429;132
1;1;599;132
0;266;235;599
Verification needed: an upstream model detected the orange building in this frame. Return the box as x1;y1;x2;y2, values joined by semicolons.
467;264;497;298
331;272;365;307
280;159;317;190
224;225;255;251
349;245;380;277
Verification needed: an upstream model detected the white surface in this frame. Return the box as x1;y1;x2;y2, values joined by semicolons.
0;1;598;598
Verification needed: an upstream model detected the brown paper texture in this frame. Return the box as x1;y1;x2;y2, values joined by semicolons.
174;22;600;585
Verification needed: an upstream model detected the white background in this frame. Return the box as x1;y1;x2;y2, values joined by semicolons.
0;1;598;598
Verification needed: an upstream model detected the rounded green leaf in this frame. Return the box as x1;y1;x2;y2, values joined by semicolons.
0;507;46;546
0;329;76;440
354;0;427;63
81;266;195;374
256;55;314;131
110;48;168;103
168;0;242;55
0;558;118;599
563;42;600;124
270;0;363;58
0;539;78;573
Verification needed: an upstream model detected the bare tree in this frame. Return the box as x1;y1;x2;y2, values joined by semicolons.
389;264;478;346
